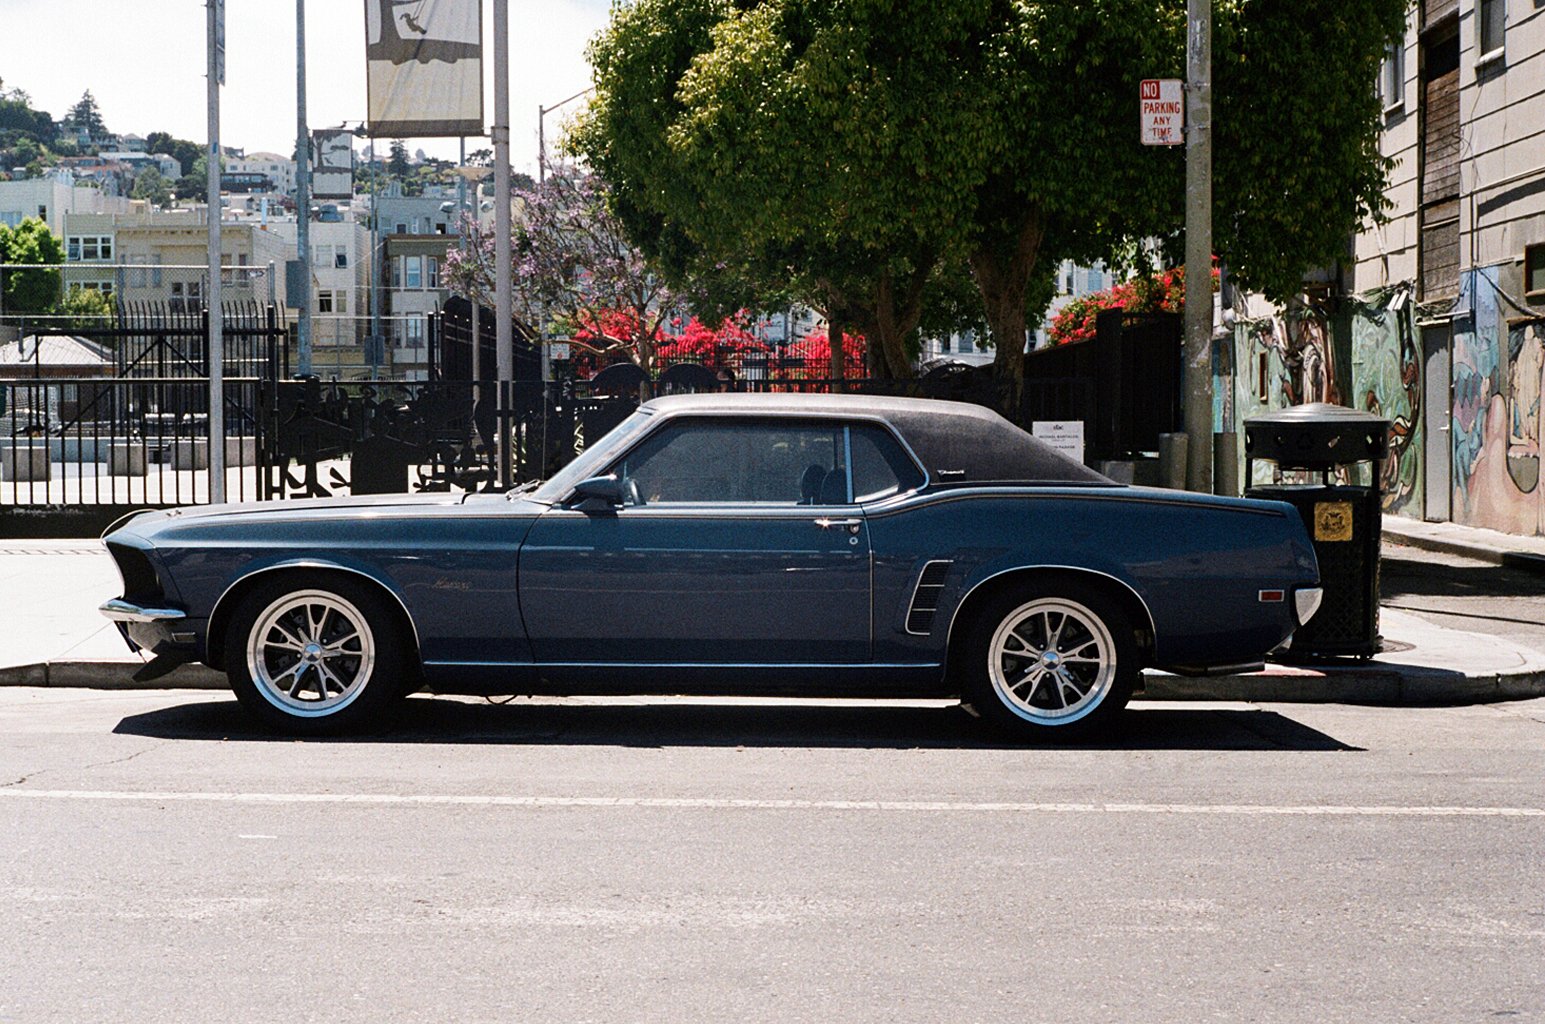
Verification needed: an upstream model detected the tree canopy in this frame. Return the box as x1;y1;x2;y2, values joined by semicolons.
0;218;65;314
65;90;107;138
576;0;1405;392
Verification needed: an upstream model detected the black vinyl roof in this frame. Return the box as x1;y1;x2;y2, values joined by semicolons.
643;393;1114;487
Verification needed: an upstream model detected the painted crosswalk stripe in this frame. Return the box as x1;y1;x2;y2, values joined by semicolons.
2;789;1543;817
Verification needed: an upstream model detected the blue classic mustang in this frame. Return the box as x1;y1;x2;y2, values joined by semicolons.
101;394;1321;738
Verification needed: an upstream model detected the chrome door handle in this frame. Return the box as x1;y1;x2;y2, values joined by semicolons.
814;517;863;531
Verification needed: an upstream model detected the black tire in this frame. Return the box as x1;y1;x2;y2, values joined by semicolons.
224;572;414;736
956;580;1138;742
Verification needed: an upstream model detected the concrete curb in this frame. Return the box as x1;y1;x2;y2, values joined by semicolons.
1381;516;1545;569
5;658;1545;706
0;661;226;690
1140;666;1545;704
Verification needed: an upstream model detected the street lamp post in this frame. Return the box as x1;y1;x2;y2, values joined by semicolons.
537;87;593;184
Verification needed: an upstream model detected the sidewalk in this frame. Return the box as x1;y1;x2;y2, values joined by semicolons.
2;521;1543;703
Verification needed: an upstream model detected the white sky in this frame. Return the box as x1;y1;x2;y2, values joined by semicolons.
0;0;612;171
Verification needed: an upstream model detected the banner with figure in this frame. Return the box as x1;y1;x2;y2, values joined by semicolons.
311;129;355;199
364;0;483;137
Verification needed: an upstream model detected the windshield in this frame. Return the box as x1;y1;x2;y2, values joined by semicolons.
528;408;658;503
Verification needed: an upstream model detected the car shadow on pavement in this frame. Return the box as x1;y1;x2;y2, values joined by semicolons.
114;697;1362;752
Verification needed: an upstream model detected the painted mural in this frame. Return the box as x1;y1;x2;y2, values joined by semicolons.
1452;267;1545;536
1350;300;1423;516
1229;305;1341;486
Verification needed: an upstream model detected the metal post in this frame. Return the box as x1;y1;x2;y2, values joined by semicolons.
1183;0;1213;493
206;0;226;503
295;0;313;375
370;141;381;375
493;0;513;488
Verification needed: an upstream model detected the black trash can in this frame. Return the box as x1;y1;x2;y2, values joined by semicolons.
1244;404;1390;659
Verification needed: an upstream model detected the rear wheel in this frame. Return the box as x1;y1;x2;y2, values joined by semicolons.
224;573;412;735
958;582;1138;741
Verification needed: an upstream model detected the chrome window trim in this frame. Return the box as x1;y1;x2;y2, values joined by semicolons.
208;560;423;656
862;486;1286;518
577;411;928;508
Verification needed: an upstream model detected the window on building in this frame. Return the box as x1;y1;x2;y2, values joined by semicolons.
1525;244;1545;299
1381;40;1405;109
1478;0;1504;59
427;257;439;289
67;235;113;261
335;251;348;268
318;290;334;313
405;256;422;288
404;315;426;349
395;222;407;234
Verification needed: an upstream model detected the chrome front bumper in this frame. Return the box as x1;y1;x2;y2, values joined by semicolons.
100;599;191;655
100;599;187;624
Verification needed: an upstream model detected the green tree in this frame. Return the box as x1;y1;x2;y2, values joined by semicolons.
0;218;66;314
131;165;171;207
387;139;410;179
55;286;113;329
65;89;107;139
577;0;1405;396
145;132;203;176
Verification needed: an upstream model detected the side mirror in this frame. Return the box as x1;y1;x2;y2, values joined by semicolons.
567;474;624;513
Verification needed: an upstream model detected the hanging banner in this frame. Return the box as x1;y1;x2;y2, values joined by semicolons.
364;0;484;137
311;129;355;199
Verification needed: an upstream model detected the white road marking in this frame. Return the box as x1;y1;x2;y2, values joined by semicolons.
2;789;1543;817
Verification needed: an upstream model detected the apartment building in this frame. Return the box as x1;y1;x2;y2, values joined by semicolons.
1351;0;1545;535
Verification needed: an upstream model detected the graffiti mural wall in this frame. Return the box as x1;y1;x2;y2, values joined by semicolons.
1452;267;1545;536
1350;301;1423;517
1229;304;1344;486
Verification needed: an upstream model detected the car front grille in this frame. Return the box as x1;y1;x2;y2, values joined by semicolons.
106;542;161;602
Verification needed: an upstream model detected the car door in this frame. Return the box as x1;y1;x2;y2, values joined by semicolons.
518;416;872;664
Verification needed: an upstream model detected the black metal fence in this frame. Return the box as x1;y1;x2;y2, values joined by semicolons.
1;304;1180;536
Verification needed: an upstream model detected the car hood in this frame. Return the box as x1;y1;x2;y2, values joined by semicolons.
106;492;545;545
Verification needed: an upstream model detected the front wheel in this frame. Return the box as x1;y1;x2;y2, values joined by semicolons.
224;573;412;735
958;583;1138;741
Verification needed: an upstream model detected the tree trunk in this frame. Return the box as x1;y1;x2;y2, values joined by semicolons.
868;268;927;380
828;310;845;392
969;212;1045;414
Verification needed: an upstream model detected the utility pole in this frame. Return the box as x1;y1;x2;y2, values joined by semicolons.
295;0;313;375
492;0;513;488
1183;0;1214;493
206;0;226;503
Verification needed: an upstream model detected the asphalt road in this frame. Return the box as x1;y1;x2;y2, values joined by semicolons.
2;687;1543;1024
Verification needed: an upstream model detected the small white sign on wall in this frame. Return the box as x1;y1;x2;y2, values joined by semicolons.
1033;420;1086;464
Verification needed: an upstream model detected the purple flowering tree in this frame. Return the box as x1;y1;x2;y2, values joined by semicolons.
443;165;688;374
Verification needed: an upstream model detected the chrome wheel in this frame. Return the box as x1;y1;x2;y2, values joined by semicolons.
245;590;376;717
987;597;1118;725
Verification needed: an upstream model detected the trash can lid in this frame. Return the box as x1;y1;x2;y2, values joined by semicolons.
1243;403;1391;470
1244;403;1388;428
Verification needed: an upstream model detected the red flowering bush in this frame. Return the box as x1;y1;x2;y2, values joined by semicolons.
771;329;868;387
655;314;769;370
1046;265;1200;347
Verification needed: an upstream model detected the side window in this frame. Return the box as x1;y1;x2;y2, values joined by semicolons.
616;420;847;505
850;425;925;501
